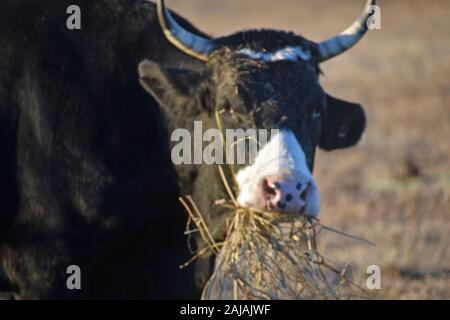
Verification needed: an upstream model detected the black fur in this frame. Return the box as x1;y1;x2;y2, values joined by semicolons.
0;0;366;299
0;0;207;299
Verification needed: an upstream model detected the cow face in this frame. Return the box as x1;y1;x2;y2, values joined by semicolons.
139;46;365;217
139;0;373;217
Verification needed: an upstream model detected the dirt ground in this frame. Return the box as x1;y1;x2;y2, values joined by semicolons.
169;0;450;299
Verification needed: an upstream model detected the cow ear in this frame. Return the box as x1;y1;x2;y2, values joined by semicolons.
319;94;366;151
138;60;208;116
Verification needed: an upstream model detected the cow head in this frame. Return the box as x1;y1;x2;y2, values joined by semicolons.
139;0;374;217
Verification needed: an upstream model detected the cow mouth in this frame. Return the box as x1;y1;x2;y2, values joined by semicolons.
261;178;310;215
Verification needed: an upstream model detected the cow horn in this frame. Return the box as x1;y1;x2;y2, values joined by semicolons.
156;0;214;62
317;0;376;62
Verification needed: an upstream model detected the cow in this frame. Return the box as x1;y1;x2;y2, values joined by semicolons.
0;0;375;299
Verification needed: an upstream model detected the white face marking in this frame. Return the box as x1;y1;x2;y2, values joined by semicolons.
238;46;312;62
236;130;320;217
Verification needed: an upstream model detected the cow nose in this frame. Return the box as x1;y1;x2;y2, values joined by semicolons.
260;176;315;216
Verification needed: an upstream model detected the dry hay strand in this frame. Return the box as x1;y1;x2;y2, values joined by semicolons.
179;193;373;300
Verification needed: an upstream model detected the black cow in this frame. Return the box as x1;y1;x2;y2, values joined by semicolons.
0;0;375;299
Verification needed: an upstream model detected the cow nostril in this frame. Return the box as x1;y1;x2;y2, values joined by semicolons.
262;179;277;197
299;182;311;201
299;189;307;201
277;201;287;210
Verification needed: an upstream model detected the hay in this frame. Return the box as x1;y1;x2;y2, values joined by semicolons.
180;196;370;300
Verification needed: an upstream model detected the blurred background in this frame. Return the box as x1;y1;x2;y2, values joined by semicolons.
169;0;450;299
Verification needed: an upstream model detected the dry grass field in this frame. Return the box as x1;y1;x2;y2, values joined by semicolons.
169;0;450;299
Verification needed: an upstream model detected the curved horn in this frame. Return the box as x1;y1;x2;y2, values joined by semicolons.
317;0;376;62
156;0;214;62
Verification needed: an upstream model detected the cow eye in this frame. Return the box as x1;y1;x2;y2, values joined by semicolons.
312;106;322;120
